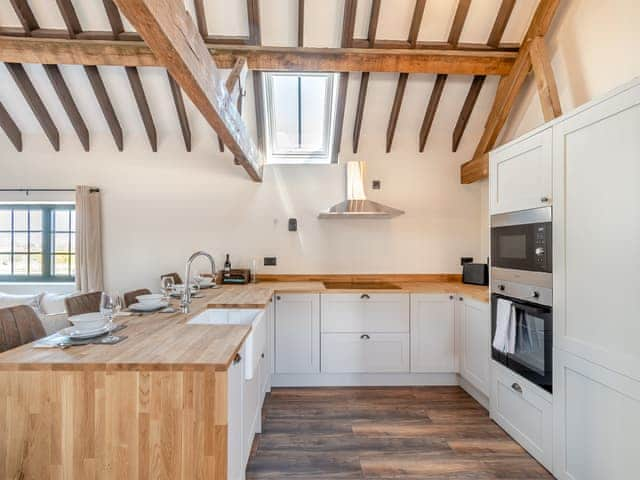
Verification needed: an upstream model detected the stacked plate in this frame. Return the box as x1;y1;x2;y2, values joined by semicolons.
65;312;109;339
129;293;169;312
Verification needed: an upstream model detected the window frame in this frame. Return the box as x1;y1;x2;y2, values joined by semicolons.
0;203;76;283
263;72;338;164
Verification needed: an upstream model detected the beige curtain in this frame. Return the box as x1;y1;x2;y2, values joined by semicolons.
75;186;104;292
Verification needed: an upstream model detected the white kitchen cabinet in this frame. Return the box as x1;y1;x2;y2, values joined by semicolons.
489;127;552;214
458;297;490;396
321;293;410;333
260;298;275;398
227;351;244;480
553;348;640;480
321;333;410;373
491;361;553;471
410;294;457;373
274;293;320;374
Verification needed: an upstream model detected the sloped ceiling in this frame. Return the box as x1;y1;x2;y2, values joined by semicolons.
0;0;539;153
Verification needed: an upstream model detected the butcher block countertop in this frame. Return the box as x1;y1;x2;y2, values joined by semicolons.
0;279;487;372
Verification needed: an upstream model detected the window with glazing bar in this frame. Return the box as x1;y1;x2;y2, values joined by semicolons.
0;205;76;282
263;72;338;164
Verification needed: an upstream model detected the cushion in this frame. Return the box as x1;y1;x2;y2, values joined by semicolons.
41;292;75;315
0;292;44;313
40;313;71;336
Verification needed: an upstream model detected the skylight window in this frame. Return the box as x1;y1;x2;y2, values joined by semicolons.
263;72;338;164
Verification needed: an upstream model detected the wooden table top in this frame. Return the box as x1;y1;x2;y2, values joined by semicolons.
0;280;488;372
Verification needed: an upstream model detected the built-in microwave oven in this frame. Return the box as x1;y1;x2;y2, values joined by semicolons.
491;207;551;273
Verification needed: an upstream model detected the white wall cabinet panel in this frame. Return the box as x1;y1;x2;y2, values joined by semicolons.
275;293;320;374
227;352;243;480
459;298;490;396
553;81;640;381
321;293;410;333
490;128;552;214
410;294;457;373
553;348;640;480
321;333;410;373
491;361;553;471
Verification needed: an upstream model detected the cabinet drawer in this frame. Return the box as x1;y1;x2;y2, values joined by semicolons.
321;333;410;373
490;361;552;471
321;293;410;333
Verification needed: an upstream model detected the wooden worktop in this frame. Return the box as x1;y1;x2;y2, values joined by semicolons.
0;279;488;372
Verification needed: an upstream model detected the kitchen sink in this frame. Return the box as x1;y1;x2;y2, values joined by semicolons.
323;281;402;290
187;308;266;380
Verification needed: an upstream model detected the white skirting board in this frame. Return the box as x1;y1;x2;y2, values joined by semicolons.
271;372;458;388
458;375;489;410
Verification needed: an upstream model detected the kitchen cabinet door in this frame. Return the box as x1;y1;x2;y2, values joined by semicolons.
274;293;320;374
410;294;457;372
260;298;275;398
489;128;552;214
321;293;410;333
459;297;491;396
321;333;410;373
227;351;244;480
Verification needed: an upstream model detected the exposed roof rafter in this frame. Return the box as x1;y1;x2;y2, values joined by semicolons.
0;101;22;152
112;0;262;181
461;0;561;184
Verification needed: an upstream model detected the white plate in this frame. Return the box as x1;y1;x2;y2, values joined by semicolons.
136;293;164;303
129;301;169;312
60;325;110;339
68;312;106;330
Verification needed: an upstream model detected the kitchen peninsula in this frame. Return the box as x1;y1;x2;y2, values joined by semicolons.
0;277;488;479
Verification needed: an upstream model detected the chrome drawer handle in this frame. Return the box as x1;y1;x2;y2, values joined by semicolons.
540;196;550;203
360;334;370;340
360;294;370;300
233;353;242;365
511;382;522;394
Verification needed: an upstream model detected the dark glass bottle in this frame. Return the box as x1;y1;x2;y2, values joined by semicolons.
224;254;231;278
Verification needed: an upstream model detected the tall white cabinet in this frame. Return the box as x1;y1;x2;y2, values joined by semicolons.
551;79;640;480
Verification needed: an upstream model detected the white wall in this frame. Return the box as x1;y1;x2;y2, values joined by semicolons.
1;70;493;293
480;0;640;222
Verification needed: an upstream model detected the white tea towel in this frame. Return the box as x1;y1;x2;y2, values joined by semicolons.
493;298;516;353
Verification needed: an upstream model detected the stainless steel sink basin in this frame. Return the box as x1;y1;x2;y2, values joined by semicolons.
323;281;402;290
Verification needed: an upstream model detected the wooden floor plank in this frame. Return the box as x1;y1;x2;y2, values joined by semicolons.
247;387;552;479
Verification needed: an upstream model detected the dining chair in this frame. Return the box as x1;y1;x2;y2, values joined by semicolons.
0;305;47;353
64;291;103;317
123;288;152;308
161;272;183;284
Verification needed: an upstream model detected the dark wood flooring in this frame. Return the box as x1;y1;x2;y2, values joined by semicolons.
246;387;553;479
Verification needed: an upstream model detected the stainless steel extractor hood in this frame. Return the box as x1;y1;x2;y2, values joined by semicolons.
319;161;404;219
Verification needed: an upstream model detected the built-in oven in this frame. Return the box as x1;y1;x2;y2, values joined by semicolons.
491;207;551;273
491;268;553;393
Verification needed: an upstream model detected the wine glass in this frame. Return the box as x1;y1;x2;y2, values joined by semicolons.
100;292;116;342
161;276;175;303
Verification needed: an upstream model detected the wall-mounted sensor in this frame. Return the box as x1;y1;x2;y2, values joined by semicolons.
288;218;298;231
372;180;381;190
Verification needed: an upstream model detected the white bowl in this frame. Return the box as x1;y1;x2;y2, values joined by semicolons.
137;293;164;303
129;301;169;312
69;312;106;331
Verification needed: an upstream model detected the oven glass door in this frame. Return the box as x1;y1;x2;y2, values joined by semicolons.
491;294;553;393
491;222;551;272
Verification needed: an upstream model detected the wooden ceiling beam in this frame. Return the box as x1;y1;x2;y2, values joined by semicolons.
9;0;89;151
0;101;22;152
387;0;427;152
461;0;561;184
353;0;381;153
5;62;59;150
452;0;515;152
103;0;157;152
529;36;562;121
112;0;262;181
55;0;123;151
332;0;357;158
167;73;191;152
0;36;517;75
419;0;471;152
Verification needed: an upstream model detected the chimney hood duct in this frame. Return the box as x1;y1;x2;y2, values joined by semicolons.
319;161;404;219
